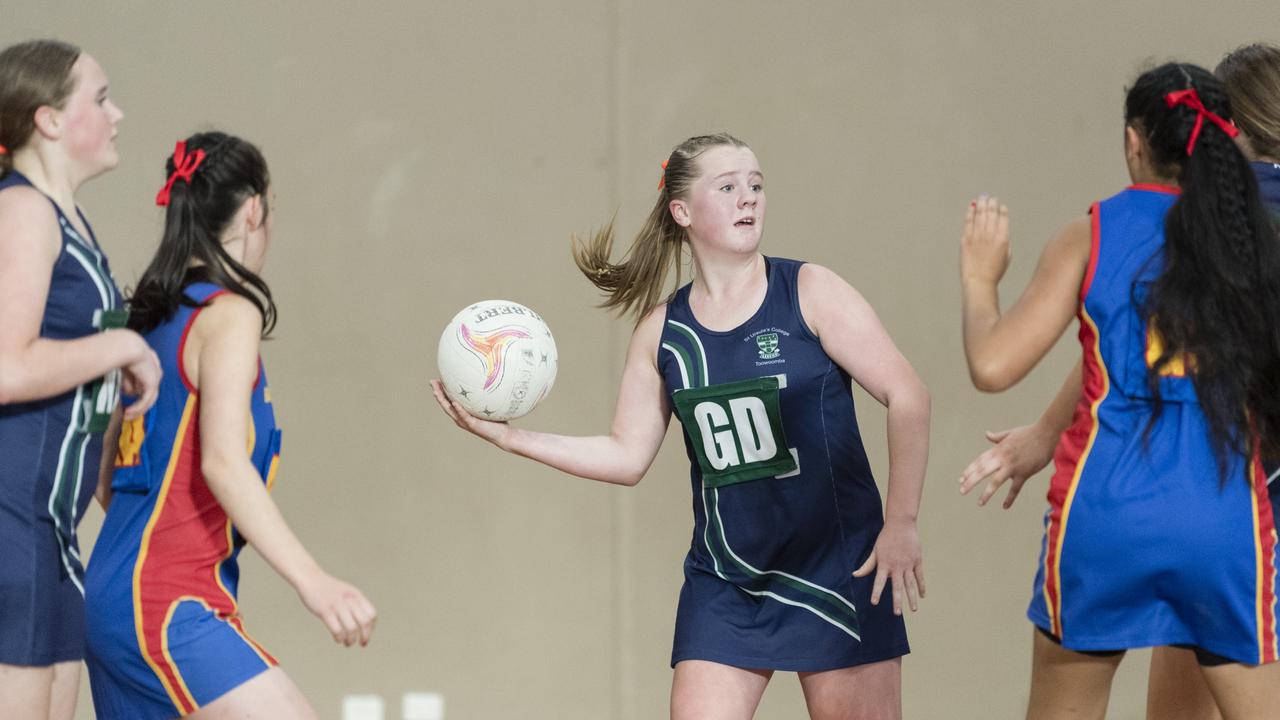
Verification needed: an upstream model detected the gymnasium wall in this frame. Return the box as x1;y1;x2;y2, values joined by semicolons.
5;2;1278;717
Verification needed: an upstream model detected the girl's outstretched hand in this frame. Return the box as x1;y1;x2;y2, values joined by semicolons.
430;379;512;450
853;519;925;616
960;423;1057;509
960;195;1012;286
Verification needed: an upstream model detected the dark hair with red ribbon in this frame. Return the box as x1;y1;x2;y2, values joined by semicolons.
1163;88;1239;156
1125;62;1280;478
129;131;276;336
154;140;206;206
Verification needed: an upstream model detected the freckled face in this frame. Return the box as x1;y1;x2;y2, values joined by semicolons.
679;145;765;253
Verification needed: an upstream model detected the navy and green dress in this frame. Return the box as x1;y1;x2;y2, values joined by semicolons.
659;256;909;671
0;170;124;665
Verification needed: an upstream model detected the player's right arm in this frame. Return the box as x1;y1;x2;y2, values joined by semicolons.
432;303;672;486
194;294;376;648
959;360;1081;508
0;187;161;418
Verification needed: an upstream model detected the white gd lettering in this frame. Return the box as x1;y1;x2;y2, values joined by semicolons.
694;401;739;470
728;397;777;463
693;397;780;470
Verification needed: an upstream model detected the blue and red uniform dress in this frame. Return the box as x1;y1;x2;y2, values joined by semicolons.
85;283;283;718
1029;185;1280;664
658;256;909;671
0;170;123;665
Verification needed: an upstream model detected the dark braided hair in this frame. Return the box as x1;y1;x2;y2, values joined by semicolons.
128;131;276;336
1127;63;1280;477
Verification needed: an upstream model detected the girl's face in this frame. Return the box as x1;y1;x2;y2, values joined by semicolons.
672;145;765;254
58;54;123;180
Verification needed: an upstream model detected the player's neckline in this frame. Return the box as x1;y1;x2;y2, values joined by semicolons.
684;256;773;336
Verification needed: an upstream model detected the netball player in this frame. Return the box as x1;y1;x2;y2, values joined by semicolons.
434;133;931;719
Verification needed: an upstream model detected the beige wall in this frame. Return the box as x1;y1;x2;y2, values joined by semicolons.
4;2;1279;718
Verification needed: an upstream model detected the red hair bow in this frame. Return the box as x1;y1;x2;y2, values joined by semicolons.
1164;89;1239;156
657;159;669;190
155;140;206;206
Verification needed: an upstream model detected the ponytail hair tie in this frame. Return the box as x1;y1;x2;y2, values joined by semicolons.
0;144;8;155
1164;88;1239;156
155;140;206;206
657;159;669;189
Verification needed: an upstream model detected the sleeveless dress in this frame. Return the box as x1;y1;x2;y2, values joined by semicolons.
0;170;123;665
658;256;909;671
85;283;283;718
1029;185;1280;664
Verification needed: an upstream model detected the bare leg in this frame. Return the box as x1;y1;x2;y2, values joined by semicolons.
1027;629;1124;720
48;661;81;720
798;657;902;720
670;660;772;720
187;667;317;720
1147;647;1222;720
1198;660;1280;720
0;662;52;719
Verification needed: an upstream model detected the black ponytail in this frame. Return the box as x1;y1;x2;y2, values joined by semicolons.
128;132;276;336
1127;63;1280;476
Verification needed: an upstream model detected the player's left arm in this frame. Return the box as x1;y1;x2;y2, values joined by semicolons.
797;262;931;616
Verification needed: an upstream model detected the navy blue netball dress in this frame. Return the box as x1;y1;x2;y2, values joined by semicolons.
658;256;909;671
0;170;124;665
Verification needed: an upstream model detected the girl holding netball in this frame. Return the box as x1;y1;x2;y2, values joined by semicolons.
434;133;930;719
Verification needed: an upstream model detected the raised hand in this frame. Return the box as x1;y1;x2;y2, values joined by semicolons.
960;195;1012;286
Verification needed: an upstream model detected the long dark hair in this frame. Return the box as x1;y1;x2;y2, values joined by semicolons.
1127;63;1280;474
128;131;276;335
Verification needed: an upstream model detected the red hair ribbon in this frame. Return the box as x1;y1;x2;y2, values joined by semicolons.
0;144;8;155
154;140;206;206
1164;89;1239;156
657;159;669;189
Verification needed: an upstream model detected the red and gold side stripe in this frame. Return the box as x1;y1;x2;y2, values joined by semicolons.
1250;451;1279;663
1043;205;1109;638
132;396;200;714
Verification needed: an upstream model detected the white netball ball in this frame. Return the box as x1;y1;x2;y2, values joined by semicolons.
437;300;558;421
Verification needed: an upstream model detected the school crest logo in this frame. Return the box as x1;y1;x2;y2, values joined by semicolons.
756;332;780;360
